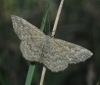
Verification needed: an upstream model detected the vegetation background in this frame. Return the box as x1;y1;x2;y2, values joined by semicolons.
0;0;100;85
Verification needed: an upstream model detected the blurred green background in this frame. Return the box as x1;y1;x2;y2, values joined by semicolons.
0;0;100;85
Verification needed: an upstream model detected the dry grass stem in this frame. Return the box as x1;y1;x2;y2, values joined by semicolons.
39;0;65;85
51;0;64;37
39;67;46;85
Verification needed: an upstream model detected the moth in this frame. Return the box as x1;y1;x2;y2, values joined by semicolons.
11;15;93;72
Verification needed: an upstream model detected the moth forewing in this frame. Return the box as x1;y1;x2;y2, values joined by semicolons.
11;15;45;40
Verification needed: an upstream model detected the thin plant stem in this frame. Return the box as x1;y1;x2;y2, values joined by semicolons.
39;67;46;85
39;0;65;85
51;0;64;37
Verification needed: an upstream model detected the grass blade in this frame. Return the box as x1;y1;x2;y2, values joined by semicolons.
25;63;35;85
40;0;52;31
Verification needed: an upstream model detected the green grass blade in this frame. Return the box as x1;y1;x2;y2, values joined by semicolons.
25;63;35;85
45;13;51;34
40;0;52;32
25;0;51;85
